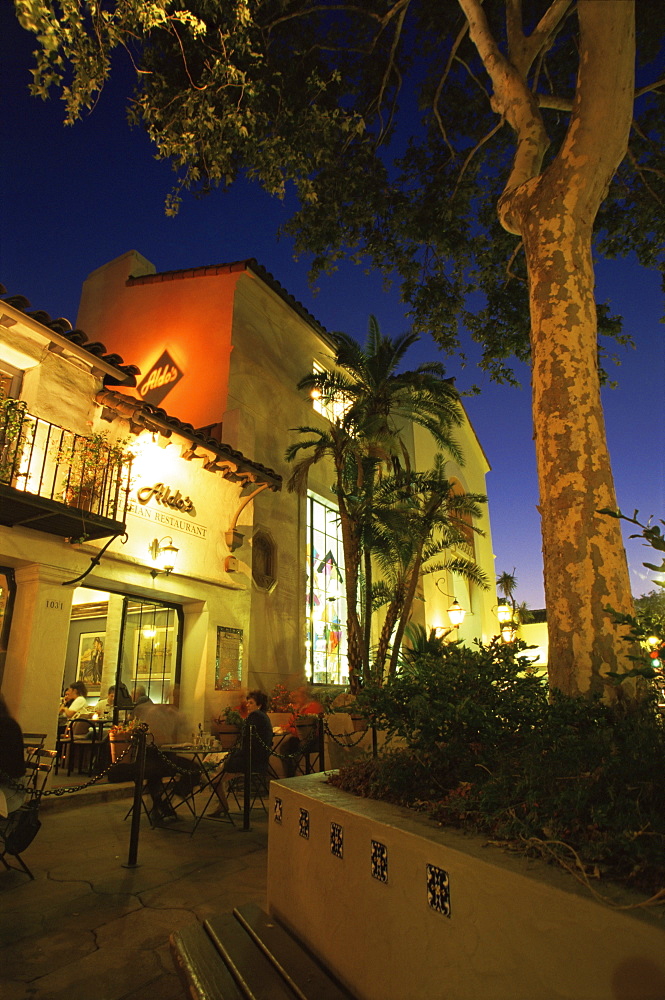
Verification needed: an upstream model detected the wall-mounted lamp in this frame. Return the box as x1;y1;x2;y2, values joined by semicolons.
149;536;179;578
446;599;466;628
435;579;468;630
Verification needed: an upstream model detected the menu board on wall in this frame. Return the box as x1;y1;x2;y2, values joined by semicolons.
215;626;243;690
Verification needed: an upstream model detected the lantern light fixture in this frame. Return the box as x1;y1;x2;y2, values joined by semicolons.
447;599;466;628
149;536;179;577
501;622;518;643
496;601;513;624
435;579;468;630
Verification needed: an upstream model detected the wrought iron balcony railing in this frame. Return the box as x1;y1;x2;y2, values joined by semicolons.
0;398;132;538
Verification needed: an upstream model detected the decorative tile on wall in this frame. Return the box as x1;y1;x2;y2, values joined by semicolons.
299;807;310;839
330;822;344;859
426;864;451;917
273;796;282;824
371;840;388;882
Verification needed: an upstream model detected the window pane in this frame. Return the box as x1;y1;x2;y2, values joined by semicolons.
306;493;348;686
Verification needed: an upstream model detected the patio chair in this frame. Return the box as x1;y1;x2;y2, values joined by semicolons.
0;748;57;879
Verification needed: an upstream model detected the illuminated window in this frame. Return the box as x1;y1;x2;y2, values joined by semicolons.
311;362;352;424
306;493;348;685
0;360;23;398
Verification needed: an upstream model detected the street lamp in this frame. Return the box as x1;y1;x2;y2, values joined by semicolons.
496;601;513;624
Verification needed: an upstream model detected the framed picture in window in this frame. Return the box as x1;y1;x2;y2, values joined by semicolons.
76;632;105;694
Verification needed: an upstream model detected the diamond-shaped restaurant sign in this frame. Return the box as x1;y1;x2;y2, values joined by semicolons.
137;350;183;406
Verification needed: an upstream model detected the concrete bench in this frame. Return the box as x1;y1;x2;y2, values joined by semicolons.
170;901;353;1000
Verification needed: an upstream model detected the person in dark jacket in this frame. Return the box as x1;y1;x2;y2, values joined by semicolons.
209;690;273;817
0;692;26;818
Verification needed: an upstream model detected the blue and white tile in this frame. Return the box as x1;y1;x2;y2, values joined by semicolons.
330;822;343;858
426;864;451;917
371;840;388;882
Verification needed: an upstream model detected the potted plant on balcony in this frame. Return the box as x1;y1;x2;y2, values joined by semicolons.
0;394;35;486
56;430;130;514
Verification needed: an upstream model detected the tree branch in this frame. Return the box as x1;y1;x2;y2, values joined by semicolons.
432;20;469;157
457;0;549;232
522;0;574;73
553;0;635;216
452;119;504;201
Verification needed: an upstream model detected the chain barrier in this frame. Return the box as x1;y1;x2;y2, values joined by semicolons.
2;735;138;797
253;726;318;762
4;714;373;800
323;717;370;748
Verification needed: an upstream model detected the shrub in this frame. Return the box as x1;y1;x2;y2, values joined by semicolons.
330;641;665;895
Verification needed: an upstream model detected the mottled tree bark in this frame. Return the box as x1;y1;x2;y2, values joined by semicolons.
462;0;636;696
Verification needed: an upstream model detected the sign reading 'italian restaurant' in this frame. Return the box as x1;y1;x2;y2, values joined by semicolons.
138;350;183;406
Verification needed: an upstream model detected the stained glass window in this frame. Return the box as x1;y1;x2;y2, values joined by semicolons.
306;493;347;685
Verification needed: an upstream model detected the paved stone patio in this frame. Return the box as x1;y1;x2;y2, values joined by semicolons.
0;784;268;1000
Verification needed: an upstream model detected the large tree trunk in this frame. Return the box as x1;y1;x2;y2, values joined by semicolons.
522;206;635;697
462;0;636;697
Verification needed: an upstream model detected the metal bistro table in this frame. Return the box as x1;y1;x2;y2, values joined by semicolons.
158;744;229;828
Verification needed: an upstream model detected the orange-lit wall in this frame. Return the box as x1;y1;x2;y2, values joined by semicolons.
76;251;241;430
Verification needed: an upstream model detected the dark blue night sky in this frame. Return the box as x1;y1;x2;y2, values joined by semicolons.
1;5;663;608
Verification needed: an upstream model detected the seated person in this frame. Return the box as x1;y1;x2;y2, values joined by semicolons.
58;681;89;720
132;684;153;709
209;690;273;816
134;701;200;824
285;685;324;736
0;693;26;822
94;685;115;719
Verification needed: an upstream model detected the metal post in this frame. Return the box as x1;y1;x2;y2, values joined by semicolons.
317;713;325;771
372;724;378;758
242;722;252;832
123;726;146;868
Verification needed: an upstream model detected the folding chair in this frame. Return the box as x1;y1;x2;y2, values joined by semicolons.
227;769;272;814
1;748;57;879
189;762;235;836
22;733;47;753
58;719;105;776
292;716;323;775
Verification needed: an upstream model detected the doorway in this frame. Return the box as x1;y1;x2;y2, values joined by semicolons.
65;587;182;708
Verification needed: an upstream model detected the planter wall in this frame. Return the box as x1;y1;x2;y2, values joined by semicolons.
267;775;665;1000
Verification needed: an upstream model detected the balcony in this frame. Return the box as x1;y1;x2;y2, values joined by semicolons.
0;399;132;541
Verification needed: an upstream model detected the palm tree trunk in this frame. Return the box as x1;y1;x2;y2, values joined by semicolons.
388;550;425;678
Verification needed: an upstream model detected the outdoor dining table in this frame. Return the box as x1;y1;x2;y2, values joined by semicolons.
158;744;228;818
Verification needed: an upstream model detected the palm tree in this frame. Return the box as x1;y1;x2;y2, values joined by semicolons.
287;316;465;690
370;458;489;680
496;570;518;605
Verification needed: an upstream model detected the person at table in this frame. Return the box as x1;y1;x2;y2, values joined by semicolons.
0;693;26;821
58;681;88;719
284;685;324;737
132;684;153;709
209;690;273;817
136;700;200;824
94;685;115;719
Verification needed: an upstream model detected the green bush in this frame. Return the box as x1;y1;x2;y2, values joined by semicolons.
330;641;665;895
